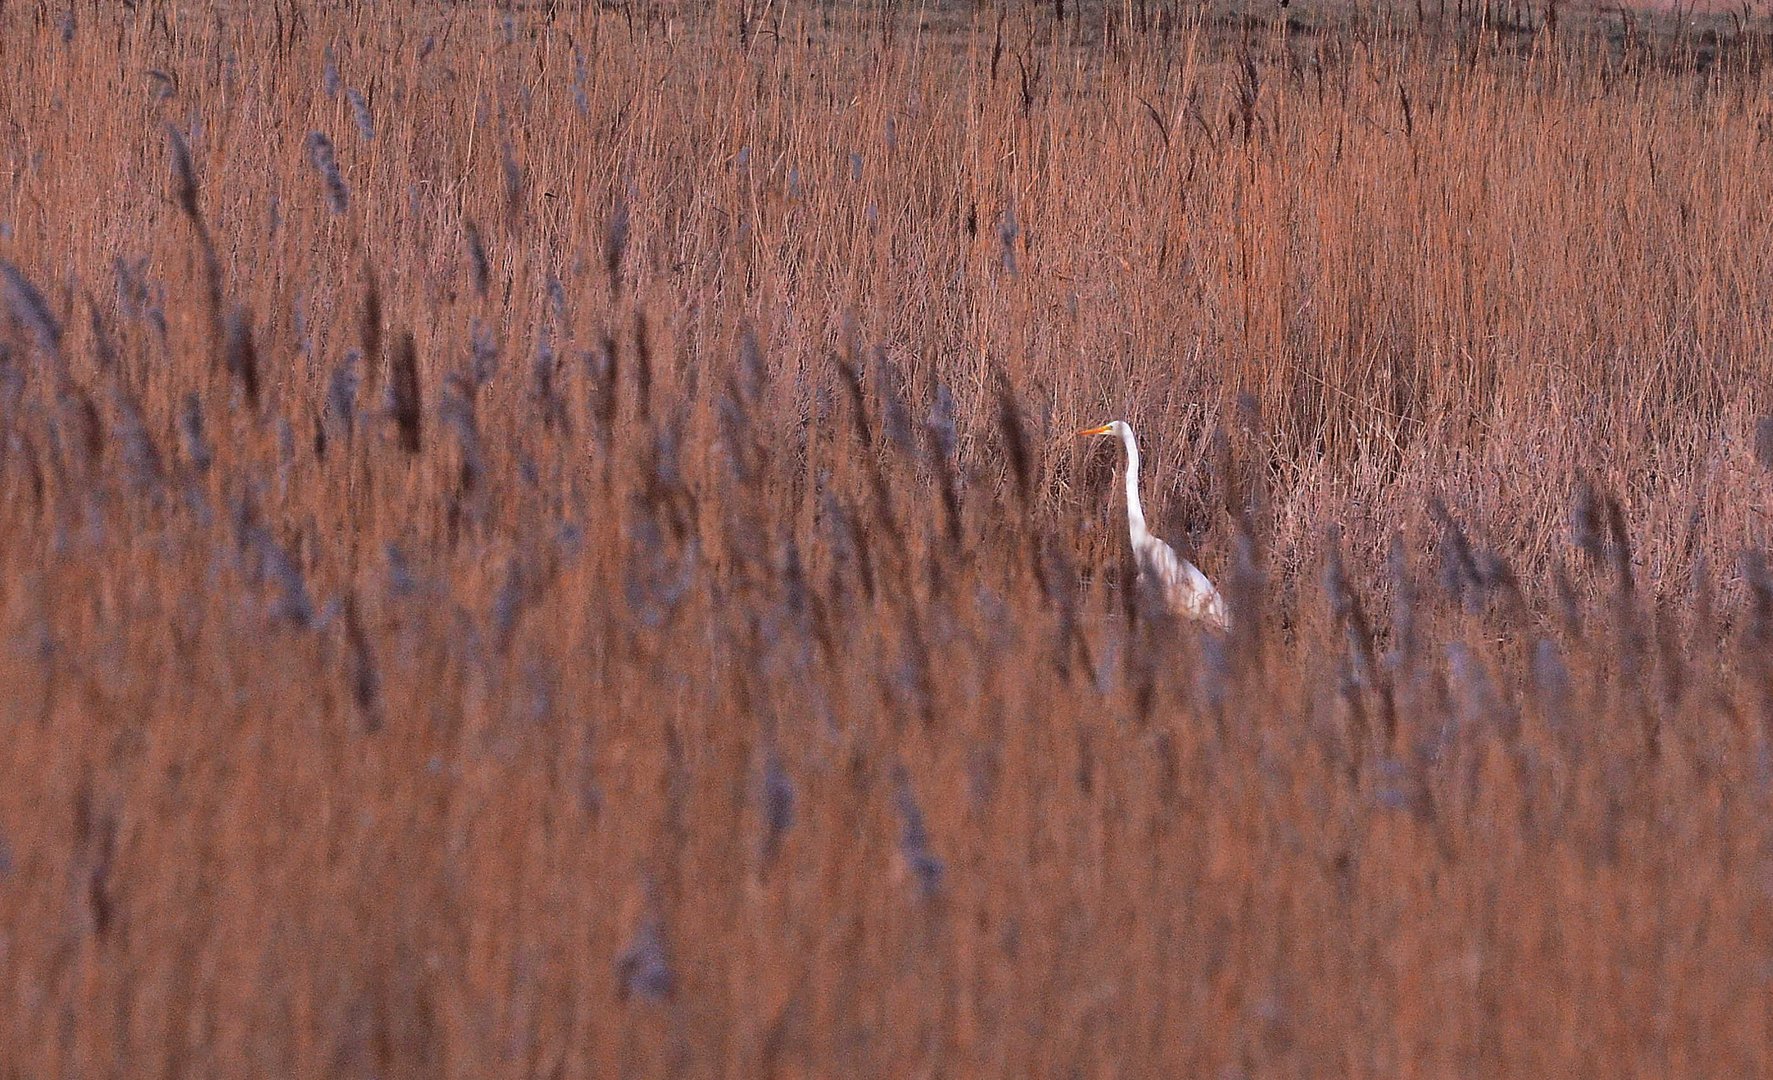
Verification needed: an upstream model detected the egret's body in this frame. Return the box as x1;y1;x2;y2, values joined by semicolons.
1081;420;1230;631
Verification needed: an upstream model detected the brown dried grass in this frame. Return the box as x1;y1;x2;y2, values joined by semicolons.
2;2;1773;1075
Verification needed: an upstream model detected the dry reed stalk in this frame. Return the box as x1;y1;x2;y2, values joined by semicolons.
388;330;422;454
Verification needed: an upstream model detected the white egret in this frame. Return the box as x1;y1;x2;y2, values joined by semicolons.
1080;420;1230;630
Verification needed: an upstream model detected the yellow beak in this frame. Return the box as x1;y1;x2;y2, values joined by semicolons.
1077;424;1115;437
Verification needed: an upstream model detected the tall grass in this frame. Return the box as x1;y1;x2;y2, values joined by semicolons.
2;2;1772;1074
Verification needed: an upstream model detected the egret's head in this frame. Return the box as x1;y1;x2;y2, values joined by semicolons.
1077;420;1128;439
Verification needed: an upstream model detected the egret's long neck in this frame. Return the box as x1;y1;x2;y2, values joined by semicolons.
1120;427;1148;543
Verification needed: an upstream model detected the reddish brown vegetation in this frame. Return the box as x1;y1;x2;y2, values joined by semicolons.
2;2;1773;1075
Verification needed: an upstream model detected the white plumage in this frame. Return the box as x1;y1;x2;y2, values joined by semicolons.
1080;420;1230;631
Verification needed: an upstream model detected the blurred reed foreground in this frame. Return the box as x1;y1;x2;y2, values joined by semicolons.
3;0;1773;1074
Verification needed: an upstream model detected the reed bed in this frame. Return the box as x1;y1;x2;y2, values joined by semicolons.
1;2;1772;1075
